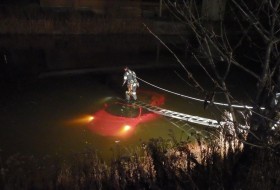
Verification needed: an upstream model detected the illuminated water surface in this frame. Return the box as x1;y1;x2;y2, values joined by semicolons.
0;35;256;161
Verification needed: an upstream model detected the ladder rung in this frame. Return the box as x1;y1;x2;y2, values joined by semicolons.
131;99;219;127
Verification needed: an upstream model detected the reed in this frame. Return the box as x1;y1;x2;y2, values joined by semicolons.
1;127;279;189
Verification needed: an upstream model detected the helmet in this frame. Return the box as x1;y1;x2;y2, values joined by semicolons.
124;66;129;71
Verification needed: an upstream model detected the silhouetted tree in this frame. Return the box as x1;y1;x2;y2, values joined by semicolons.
145;0;280;188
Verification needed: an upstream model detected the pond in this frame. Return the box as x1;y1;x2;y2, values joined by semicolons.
0;34;257;162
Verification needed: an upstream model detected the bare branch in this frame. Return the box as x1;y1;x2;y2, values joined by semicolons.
143;23;205;92
192;53;218;86
232;0;270;42
256;41;274;102
204;34;260;79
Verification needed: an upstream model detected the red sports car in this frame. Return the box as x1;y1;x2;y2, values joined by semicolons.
88;90;165;137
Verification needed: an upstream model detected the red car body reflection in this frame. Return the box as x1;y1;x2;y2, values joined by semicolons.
88;90;165;137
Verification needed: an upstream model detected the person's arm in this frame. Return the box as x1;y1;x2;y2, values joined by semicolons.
123;72;127;86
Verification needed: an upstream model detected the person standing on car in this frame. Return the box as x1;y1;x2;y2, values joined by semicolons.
122;66;139;102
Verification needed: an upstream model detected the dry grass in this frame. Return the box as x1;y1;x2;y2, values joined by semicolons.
1;125;279;190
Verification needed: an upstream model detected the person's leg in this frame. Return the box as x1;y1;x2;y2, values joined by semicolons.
125;90;131;101
132;86;137;101
126;83;133;102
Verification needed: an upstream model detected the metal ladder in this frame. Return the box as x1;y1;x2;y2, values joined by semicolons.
131;100;220;128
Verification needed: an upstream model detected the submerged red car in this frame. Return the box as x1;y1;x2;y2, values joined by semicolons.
88;90;165;137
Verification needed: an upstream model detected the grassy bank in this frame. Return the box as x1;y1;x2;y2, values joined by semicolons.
0;4;187;35
0;5;147;35
0;17;145;35
1;129;279;190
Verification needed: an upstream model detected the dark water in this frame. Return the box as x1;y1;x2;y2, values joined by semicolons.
0;34;257;161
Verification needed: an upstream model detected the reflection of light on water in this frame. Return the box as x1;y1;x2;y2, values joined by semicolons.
65;115;94;126
115;125;133;137
99;97;113;104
